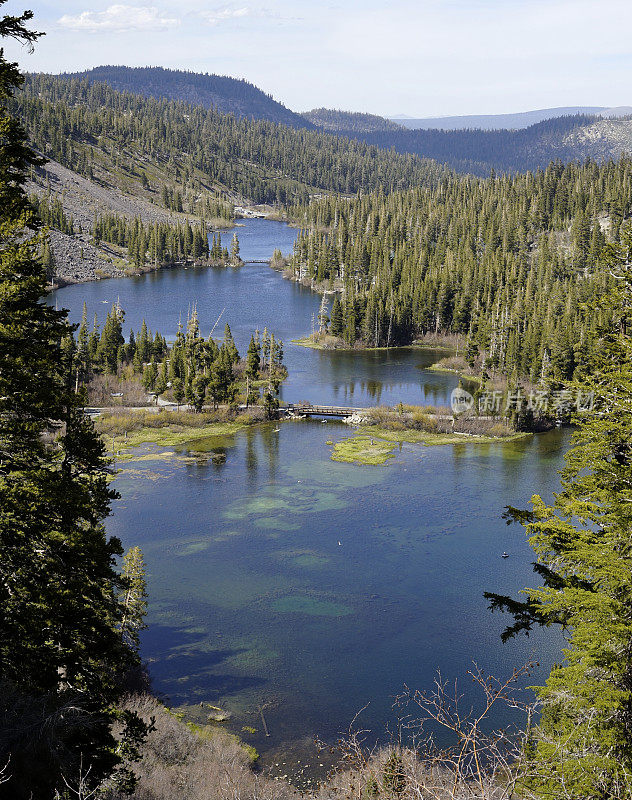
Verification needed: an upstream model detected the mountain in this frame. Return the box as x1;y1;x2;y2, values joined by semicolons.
38;67;632;179
301;108;403;133
562;115;632;161
61;65;314;129
329;113;632;176
17;73;448;208
390;106;612;130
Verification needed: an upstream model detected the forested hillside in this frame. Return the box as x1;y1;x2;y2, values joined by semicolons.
334;114;612;175
38;67;632;179
15;74;447;207
392;106;609;130
64;65;313;129
289;157;632;386
301;107;403;133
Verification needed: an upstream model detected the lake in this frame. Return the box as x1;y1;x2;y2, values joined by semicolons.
50;218;566;779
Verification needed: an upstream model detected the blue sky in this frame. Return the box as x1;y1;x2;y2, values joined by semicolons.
3;0;632;117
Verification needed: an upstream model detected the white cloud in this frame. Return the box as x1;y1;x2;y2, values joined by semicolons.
58;5;180;33
200;6;274;25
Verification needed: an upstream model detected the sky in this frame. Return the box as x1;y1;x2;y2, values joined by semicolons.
2;0;632;117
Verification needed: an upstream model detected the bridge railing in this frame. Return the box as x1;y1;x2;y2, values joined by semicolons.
285;404;365;416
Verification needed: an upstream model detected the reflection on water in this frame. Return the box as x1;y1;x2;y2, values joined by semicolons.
108;422;568;762
52;219;568;764
50;219;469;408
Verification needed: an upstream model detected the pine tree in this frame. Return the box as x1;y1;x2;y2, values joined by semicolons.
0;7;147;795
142;358;158;391
155;358;168;395
98;303;125;374
230;232;240;264
120;546;148;654
223;322;239;363
246;334;260;381
172;376;184;409
192;374;208;412
39;235;54;278
330;296;343;337
486;229;632;797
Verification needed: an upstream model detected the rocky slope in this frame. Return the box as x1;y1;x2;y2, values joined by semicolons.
29;158;219;286
561;116;632;160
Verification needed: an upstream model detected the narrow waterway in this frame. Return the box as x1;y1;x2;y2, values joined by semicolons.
50;218;566;776
52;219;470;408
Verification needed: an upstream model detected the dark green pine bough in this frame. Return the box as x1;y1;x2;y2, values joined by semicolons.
0;4;149;797
486;231;632;798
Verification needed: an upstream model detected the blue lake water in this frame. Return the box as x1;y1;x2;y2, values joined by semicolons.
51;219;470;408
50;218;566;775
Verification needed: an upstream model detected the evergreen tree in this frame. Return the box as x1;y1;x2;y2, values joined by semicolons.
120;546;148;654
230;232;240;264
330;295;344;337
172;376;184;409
223;322;239;363
142;358;158;391
246;334;260;381
155;358;168;395
0;7;147;795
486;229;632;797
98;303;125;374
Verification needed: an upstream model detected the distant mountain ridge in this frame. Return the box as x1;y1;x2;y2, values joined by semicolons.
45;65;632;177
60;65;314;129
301;108;403;133
390;106;632;131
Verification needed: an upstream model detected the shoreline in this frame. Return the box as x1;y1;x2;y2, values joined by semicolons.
426;363;482;383
49;247;242;290
291;334;466;354
95;406;530;468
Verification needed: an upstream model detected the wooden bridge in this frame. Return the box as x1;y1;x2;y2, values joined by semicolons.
284;404;365;418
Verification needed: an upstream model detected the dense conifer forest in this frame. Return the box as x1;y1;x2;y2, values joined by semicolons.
5;2;632;797
288;157;632;388
65;65;313;129
329;113;607;175
13;74;448;206
301;107;404;133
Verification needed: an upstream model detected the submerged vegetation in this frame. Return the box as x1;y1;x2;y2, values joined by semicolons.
4;0;632;796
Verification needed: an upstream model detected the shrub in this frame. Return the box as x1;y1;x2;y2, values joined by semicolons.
410;411;438;432
104;695;294;800
382;752;406;795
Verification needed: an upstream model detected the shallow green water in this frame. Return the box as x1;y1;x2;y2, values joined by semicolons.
51;219;567;770
109;420;567;767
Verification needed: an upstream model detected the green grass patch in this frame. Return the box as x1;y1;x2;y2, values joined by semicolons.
291;336;333;350
97;411;253;457
331;426;531;467
330;436;397;465
426;363;482;383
